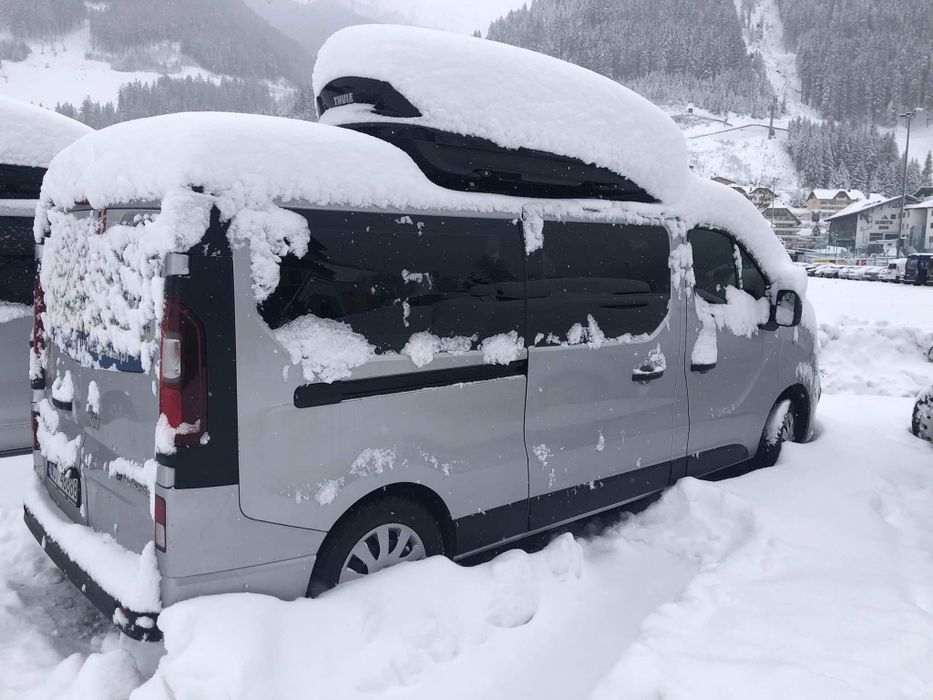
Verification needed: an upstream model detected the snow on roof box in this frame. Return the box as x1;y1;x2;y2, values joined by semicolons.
0;96;91;169
313;25;692;204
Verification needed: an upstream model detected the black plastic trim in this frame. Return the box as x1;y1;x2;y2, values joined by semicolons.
51;398;73;411
157;207;240;489
686;444;749;477
295;360;528;409
690;362;717;373
454;499;529;554
317;77;422;118
24;506;162;641
0;164;45;200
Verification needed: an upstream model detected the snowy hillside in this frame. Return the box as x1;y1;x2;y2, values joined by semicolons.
0;24;215;107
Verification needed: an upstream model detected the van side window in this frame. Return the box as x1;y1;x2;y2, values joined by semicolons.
689;228;738;304
526;222;670;340
0;218;36;306
259;212;524;353
738;245;767;300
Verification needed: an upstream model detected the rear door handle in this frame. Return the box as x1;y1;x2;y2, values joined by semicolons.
690;362;717;373
633;366;664;383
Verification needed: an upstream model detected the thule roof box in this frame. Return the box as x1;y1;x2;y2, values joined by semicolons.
348;123;657;202
318;77;657;203
0;164;45;200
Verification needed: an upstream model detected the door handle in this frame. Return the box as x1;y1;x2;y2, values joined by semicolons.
633;366;664;383
690;362;717;373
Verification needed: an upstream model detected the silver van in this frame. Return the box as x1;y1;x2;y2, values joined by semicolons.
25;103;818;643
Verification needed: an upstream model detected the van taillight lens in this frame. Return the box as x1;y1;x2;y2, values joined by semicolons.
154;495;167;551
158;299;207;448
32;267;46;388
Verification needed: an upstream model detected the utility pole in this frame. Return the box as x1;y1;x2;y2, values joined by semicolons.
768;97;776;139
897;107;923;256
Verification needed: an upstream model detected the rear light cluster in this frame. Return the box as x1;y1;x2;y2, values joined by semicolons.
31;264;46;451
158;299;208;449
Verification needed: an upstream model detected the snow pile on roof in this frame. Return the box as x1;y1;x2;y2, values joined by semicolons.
0;96;91;168
809;188;864;201
313;25;692;203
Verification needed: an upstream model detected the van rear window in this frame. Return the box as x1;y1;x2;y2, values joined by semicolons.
0;217;36;306
259;211;525;353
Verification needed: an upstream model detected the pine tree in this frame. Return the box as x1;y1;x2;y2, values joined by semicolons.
922;151;933;186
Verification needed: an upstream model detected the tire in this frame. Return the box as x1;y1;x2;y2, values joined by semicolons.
307;495;445;597
756;398;796;467
911;391;933;442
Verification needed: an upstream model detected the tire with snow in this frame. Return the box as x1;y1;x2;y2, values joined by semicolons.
756;398;796;468
911;388;933;442
307;495;445;597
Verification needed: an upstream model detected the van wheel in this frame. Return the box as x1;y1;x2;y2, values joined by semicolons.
308;496;444;597
912;392;933;442
756;398;795;467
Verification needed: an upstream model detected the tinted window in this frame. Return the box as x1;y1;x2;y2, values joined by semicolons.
526;222;670;340
0;217;36;306
259;211;524;353
738;246;767;299
689;228;738;303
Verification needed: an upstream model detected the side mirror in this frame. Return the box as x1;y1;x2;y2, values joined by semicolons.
774;289;802;327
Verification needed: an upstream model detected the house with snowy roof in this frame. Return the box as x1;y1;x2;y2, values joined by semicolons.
825;194;919;254
760;206;802;243
731;184;775;210
805;189;864;220
905;198;933;252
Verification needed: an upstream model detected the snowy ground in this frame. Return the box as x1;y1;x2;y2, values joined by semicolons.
2;278;932;700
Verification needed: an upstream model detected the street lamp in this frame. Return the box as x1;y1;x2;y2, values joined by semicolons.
897;107;923;256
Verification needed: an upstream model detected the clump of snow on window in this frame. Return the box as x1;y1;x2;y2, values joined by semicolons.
51;370;74;404
565;315;611;348
764;399;792;446
36;398;81;468
350;448;396;478
227;205;310;303
691;287;770;366
273;314;376;383
480;331;524;365
402;269;432;286
522;209;545;255
402;332;474;367
85;380;100;415
0;96;91;168
0;302;30;324
314;25;692;204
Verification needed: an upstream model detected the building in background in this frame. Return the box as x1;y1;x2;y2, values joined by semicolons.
805;189;864;221
905;200;933;252
825;194;920;255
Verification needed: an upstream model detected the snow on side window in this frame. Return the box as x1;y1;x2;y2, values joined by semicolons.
260;211;526;378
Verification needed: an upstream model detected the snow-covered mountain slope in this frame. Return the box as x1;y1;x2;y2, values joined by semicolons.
0;24;216;107
291;0;527;35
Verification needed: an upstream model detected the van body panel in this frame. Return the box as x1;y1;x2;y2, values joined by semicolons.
0;314;31;453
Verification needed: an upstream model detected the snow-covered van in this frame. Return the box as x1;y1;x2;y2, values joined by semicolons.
0;98;90;455
25;26;819;640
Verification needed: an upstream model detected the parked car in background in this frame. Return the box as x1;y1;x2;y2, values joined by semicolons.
860;266;883;281
879;259;906;283
0;97;90;455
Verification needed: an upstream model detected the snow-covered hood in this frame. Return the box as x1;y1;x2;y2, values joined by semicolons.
0;96;91;169
313;24;693;205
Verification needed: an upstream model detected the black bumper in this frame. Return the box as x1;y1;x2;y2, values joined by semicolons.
23;506;162;642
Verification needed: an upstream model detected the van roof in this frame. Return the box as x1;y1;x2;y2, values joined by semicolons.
312;25;692;205
0;96;91;169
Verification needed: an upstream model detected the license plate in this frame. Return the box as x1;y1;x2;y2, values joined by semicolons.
47;462;81;508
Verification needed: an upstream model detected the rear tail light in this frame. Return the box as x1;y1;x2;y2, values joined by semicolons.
31;265;46;390
159;299;207;448
154;495;167;551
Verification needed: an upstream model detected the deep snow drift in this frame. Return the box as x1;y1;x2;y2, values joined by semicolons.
3;278;933;699
0;96;91;168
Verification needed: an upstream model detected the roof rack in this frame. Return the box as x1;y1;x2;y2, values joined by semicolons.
0;164;45;200
345;122;658;203
317;76;421;119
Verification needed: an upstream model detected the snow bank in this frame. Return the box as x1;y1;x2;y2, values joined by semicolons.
23;476;161;612
0;96;91;168
314;25;692;204
0;301;31;324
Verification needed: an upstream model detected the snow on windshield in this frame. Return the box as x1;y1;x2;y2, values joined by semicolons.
0;96;91;168
313;24;692;205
